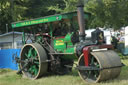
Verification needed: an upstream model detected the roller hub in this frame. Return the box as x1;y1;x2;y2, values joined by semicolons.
20;43;48;79
78;50;122;83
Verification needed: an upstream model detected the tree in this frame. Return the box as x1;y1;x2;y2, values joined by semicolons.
24;0;65;18
0;0;27;33
48;0;128;30
0;0;64;33
48;0;78;13
1;0;128;34
85;0;128;30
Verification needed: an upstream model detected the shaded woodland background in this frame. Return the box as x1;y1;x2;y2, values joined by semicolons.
0;0;128;33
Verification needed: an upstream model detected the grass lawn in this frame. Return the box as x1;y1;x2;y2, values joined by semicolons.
0;59;128;85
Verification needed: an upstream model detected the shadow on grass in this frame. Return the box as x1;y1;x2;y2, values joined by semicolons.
99;66;128;84
37;68;79;79
38;65;128;80
9;61;128;84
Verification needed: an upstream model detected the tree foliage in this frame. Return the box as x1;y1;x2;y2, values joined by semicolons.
48;0;128;30
85;0;128;29
1;0;128;34
48;0;78;13
0;0;27;33
0;0;64;33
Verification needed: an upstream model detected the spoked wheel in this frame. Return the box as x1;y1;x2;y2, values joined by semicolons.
20;43;48;79
78;50;122;83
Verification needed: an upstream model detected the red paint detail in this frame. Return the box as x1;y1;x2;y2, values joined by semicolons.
99;44;113;49
36;33;51;37
42;33;51;37
83;46;91;66
82;44;113;66
55;36;65;39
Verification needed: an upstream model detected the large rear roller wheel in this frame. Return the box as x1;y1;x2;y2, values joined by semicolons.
20;43;48;79
78;50;122;83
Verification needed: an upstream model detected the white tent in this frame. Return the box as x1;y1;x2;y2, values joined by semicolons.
85;29;111;44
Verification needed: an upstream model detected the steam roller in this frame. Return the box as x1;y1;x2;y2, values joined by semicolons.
78;50;122;83
11;1;123;83
20;43;48;79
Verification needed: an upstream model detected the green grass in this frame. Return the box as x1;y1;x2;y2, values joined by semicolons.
0;59;128;85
